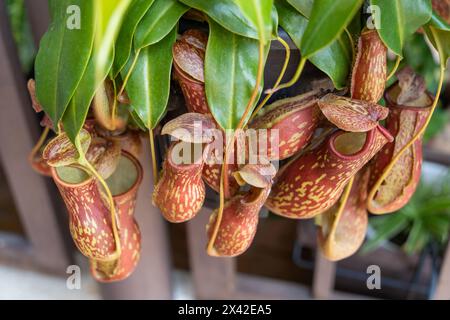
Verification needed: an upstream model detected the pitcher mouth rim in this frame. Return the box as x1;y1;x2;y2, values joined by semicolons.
51;151;143;198
328;129;375;161
51;164;94;188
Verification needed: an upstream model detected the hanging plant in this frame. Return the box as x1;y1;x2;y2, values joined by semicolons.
29;0;450;282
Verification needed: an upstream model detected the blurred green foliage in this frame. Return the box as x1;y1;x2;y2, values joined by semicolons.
364;175;450;256
5;0;36;75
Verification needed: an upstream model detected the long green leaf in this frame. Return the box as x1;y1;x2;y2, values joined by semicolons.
403;220;428;255
235;0;274;44
180;0;278;40
124;28;177;129
371;0;432;57
425;13;450;68
287;0;313;16
423;214;450;243
134;0;189;49
428;11;450;31
205;20;262;130
362;214;409;253
35;0;94;125
300;0;363;58
277;0;352;89
424;25;450;68
112;0;155;77
63;0;131;142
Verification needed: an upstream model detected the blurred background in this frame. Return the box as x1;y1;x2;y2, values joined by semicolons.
0;0;450;300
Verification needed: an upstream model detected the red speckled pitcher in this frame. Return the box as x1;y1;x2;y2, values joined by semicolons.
265;126;393;219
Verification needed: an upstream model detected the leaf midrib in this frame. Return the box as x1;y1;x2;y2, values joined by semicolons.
301;0;341;55
394;0;404;51
138;1;175;48
229;34;237;129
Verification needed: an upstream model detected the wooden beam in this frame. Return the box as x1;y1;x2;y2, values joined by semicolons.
312;251;336;299
434;243;450;300
0;2;71;272
99;139;173;299
187;207;236;299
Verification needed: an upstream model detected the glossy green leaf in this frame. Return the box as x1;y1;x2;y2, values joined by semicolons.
425;11;450;67
124;28;177;129
205;20;262;130
277;0;352;89
371;0;432;57
428;10;450;31
424;25;450;68
235;0;274;44
180;0;278;39
112;0;155;77
129;110;147;131
300;0;362;57
134;0;189;49
63;0;132;142
286;0;313;16
35;0;94;125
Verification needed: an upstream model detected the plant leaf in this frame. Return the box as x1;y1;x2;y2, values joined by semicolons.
35;0;94;125
180;0;278;40
235;0;274;44
134;0;189;49
371;0;432;57
428;10;450;31
403;220;428;255
124;27;177;129
286;0;313;16
424;25;450;68
276;0;352;89
62;0;132;142
205;20;262;130
129;110;147;131
112;0;155;77
300;0;363;57
362;214;409;253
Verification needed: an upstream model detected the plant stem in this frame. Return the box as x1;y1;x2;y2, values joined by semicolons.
111;76;118;131
329;177;354;240
386;55;402;81
30;126;50;159
118;48;141;97
75;136;122;261
265;57;306;94
344;28;355;59
149;128;159;186
250;36;291;121
367;30;445;211
207;40;266;256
